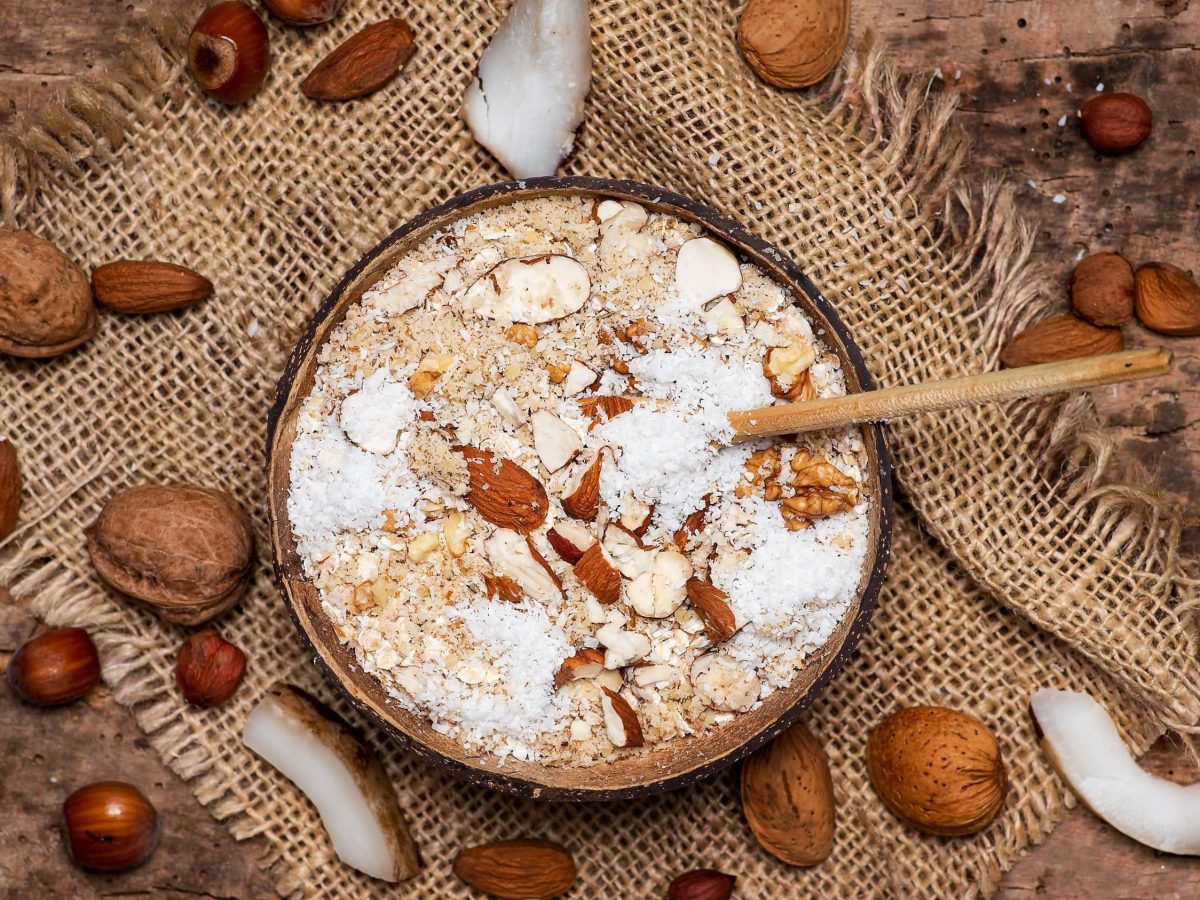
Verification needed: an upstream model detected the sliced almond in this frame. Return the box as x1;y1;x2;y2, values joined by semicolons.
596;668;624;692
574;543;622;605
685;577;740;642
531;410;582;473
632;664;675;690
546;520;594;564
553;647;605;688
675;237;742;304
601;687;644;748
596;623;650;668
562;360;599;395
561;450;604;521
602;524;655;579
463;255;590;324
484;529;562;602
458;447;549;533
576;394;636;430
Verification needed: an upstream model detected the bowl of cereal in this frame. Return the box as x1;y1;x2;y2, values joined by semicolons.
266;177;892;800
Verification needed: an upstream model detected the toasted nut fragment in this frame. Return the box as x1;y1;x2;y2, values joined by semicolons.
463;255;590;324
560;450;604;521
673;505;707;551
442;510;469;557
627;550;692;619
616;317;655;352
632;664;675;690
598;201;653;264
408;531;440;563
531;410;582;472
545;361;570;383
554;647;605;688
609;357;631;376
619;501;653;536
504;322;539;348
764;342;817;400
596;622;650;668
408;350;454;399
746;447;782;480
546;520;594;564
574;543;622;605
702;298;746;338
601;687;644;748
485;529;562;602
602;524;655;579
692;653;761;712
577;394;636;429
676;237;742;305
780;506;814;532
685;577;739;642
785;449;858;519
484;573;525;603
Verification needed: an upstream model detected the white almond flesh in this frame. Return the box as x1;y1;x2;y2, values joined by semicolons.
464;255;591;324
531;409;583;472
1031;688;1200;855
596;199;625;223
340;380;413;456
490;387;524;426
596;622;650;668
602;524;655;579
691;653;761;712
598;202;653;264
484;528;561;602
462;0;592;179
242;684;420;883
363;261;450;316
601;687;644;748
550;519;594;554
627;549;692;619
633;664;675;689
562;360;598;395
675;237;742;305
702;297;746;337
596;668;623;692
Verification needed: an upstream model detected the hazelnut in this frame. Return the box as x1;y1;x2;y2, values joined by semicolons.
175;630;246;707
1134;262;1200;336
6;627;101;706
86;484;255;625
262;0;343;27
62;782;160;871
999;313;1123;368
0;228;98;359
188;1;270;105
1070;252;1134;326
1080;93;1152;154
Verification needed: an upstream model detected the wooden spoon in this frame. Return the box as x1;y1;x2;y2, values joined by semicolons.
728;347;1172;441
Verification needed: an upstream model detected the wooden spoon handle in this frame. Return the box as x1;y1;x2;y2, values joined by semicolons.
728;347;1173;441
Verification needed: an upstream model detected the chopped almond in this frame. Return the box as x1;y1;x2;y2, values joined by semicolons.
574;543;621;605
685;577;739;642
553;647;605;689
560;451;603;521
601;687;644;748
576;394;636;430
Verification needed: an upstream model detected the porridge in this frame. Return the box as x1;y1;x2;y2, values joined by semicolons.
287;195;871;765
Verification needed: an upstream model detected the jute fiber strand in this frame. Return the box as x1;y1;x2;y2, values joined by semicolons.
1;0;1196;896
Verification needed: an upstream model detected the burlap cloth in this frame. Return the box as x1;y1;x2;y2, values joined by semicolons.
2;1;1197;896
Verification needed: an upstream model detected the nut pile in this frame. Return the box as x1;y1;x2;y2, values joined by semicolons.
288;195;871;764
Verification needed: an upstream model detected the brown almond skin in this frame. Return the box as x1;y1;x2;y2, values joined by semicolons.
1080;93;1152;154
453;839;575;900
175;630;246;707
1071;252;1134;327
999;313;1123;368
741;721;835;866
7;627;101;706
62;782;160;872
0;227;98;359
188;1;270;105
669;868;736;900
866;706;1008;836
87;484;255;626
0;437;20;540
262;0;343;26
300;19;416;102
738;0;850;89
1134;262;1200;336
92;260;213;314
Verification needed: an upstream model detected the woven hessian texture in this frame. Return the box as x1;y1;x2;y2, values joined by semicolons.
2;1;1197;896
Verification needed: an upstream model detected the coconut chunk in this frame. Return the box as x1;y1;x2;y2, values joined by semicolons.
675;237;742;305
1030;688;1200;856
464;255;591;324
462;0;592;179
242;684;421;882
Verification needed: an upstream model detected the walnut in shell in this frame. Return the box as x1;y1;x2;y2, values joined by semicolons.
0;228;99;359
87;484;255;625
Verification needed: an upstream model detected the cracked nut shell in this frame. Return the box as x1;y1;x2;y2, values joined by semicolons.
87;484;255;625
0;227;98;359
0;437;19;540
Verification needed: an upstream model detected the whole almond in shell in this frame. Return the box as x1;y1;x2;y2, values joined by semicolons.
0;438;20;540
866;705;1008;836
300;19;416;101
1070;252;1133;327
452;838;575;900
998;313;1123;368
0;228;98;359
1134;262;1200;336
92;260;213;314
738;0;850;90
87;484;254;625
741;721;835;866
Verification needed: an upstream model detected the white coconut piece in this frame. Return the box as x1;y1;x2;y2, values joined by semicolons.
464;255;591;324
1031;688;1200;856
675;237;742;305
463;0;592;179
242;684;421;882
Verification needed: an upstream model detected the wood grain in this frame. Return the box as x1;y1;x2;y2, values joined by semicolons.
1;0;1197;896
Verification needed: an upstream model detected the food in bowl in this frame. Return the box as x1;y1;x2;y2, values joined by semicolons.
287;195;870;765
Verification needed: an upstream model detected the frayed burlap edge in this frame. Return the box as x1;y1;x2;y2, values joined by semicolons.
1;8;1195;890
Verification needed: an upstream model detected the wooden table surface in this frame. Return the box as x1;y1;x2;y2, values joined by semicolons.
2;1;1198;897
